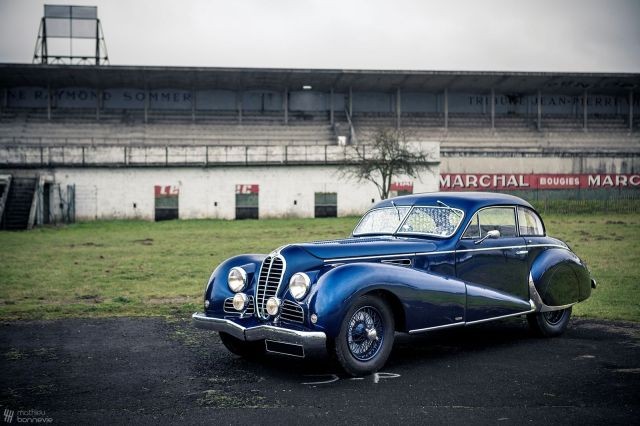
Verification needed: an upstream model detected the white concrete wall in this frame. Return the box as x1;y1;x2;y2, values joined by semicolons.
45;165;439;221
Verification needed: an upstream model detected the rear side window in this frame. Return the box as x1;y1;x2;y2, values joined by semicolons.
518;207;545;236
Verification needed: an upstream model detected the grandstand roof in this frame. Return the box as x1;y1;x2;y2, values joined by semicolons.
0;63;638;94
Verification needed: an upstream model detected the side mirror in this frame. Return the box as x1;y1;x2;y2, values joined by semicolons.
474;229;500;245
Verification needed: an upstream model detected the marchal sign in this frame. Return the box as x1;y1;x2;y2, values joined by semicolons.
440;174;640;191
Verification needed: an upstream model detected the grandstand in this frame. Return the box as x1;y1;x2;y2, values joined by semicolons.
0;64;638;226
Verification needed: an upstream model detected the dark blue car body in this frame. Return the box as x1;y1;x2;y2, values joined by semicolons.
193;192;594;375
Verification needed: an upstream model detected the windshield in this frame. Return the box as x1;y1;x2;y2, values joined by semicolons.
353;207;411;236
397;206;464;237
353;205;465;238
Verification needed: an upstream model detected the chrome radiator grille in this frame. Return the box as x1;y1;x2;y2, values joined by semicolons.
281;300;304;323
255;255;285;318
223;296;254;315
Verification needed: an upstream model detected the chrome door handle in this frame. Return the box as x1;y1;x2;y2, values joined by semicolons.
515;250;528;255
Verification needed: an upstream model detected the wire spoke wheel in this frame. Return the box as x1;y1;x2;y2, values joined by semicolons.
346;306;384;362
543;309;566;326
528;306;572;337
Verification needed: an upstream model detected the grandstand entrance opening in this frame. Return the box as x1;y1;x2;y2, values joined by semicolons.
235;184;259;220
154;185;179;221
314;192;337;218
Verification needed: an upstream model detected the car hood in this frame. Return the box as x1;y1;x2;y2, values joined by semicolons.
294;236;437;260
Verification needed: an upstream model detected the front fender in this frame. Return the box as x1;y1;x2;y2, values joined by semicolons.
205;254;266;314
307;262;466;337
530;248;591;306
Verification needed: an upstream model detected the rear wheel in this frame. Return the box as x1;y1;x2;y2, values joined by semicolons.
218;332;264;358
334;295;395;376
527;307;572;337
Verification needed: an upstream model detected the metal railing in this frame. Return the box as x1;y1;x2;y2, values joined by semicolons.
0;143;441;168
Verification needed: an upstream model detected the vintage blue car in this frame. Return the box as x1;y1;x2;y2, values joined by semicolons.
193;192;595;375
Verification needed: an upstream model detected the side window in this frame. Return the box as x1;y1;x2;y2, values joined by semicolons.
463;207;517;239
462;213;480;239
518;207;545;236
478;207;517;237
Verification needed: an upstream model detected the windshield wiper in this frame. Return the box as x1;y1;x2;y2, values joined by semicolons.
391;201;401;221
437;200;462;217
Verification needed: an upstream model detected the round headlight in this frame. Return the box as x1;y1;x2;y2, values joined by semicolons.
232;293;248;311
266;297;281;316
228;267;247;293
289;272;311;300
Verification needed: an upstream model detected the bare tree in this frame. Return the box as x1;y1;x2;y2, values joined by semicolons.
340;128;436;200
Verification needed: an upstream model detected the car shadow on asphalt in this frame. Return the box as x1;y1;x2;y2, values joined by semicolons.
187;316;536;381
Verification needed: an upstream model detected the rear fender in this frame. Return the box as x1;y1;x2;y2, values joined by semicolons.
530;248;591;307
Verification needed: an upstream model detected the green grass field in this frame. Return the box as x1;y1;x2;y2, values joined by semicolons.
0;214;638;321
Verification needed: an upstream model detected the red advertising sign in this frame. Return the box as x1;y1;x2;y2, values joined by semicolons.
390;182;414;192
235;184;260;194
154;185;179;197
440;174;640;191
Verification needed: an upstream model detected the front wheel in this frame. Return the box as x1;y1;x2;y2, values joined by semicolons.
218;332;264;358
527;307;572;337
334;295;395;376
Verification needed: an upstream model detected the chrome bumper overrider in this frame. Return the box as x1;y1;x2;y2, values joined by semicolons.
192;312;327;357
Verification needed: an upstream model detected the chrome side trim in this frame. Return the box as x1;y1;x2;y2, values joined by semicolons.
464;308;536;326
408;308;535;334
408;321;465;334
324;252;417;263
528;273;577;312
455;244;568;254
324;243;570;264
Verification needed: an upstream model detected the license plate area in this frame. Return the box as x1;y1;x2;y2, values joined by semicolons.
265;340;305;358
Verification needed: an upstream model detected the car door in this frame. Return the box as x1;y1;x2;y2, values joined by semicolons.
455;206;532;322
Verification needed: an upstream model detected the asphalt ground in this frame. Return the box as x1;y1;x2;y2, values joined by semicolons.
0;316;638;425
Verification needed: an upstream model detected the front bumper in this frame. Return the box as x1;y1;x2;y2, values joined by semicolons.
192;312;327;358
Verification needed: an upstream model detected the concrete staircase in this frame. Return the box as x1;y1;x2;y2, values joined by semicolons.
1;177;37;230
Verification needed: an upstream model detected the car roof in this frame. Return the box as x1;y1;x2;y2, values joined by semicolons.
373;191;534;213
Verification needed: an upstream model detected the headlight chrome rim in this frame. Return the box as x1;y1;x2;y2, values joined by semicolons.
228;267;247;293
266;297;281;316
289;272;311;300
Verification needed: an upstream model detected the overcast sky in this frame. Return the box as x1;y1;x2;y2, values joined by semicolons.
0;0;639;72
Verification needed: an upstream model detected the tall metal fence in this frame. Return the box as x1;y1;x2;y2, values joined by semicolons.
504;189;640;214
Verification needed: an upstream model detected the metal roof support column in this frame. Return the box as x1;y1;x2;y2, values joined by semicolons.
396;88;401;130
348;87;353;117
490;88;495;130
47;84;51;121
191;88;196;123
629;91;634;133
583;89;588;132
444;88;448;130
237;90;243;124
96;88;101;121
536;90;542;131
329;88;334;126
283;87;288;125
144;87;148;124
